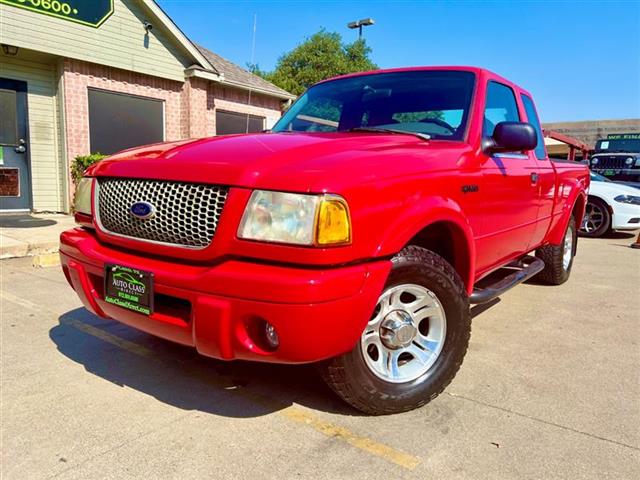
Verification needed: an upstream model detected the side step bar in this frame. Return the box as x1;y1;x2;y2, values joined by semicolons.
470;255;545;305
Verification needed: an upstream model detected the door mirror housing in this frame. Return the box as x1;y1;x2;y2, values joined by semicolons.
482;121;538;155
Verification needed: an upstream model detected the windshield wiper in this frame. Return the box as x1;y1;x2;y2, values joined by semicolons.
347;127;431;142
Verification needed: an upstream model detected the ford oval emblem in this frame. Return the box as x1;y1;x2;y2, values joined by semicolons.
130;201;156;220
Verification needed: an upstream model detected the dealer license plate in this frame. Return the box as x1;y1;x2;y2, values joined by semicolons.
104;264;154;315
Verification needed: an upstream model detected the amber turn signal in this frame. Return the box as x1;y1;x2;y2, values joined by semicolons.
316;196;351;245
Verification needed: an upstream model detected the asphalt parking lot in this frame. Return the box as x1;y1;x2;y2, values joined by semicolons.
1;232;639;479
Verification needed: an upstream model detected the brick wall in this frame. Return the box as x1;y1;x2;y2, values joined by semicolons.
62;58;184;170
181;77;209;138
61;58;285;201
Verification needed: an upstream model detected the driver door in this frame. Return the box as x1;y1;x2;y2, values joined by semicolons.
475;81;539;273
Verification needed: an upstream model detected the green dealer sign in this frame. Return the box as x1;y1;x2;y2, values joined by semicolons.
0;0;114;28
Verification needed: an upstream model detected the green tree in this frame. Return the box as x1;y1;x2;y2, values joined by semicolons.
258;30;377;96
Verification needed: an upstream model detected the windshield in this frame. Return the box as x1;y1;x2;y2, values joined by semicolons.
595;138;640;153
590;172;611;182
272;70;476;141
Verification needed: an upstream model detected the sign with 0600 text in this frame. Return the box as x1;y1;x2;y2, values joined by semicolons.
0;0;114;28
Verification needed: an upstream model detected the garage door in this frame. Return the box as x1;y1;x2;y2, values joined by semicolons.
88;89;164;155
216;110;265;135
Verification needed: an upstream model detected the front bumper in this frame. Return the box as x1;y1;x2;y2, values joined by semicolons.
60;228;390;364
612;202;640;230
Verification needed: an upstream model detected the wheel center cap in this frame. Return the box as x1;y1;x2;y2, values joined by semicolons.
380;310;417;349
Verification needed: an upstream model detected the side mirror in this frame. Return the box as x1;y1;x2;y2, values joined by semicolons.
482;121;537;155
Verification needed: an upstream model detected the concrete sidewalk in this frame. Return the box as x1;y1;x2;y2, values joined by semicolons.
0;214;75;260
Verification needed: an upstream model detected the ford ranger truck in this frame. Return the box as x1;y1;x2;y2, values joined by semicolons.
589;133;640;185
60;67;589;415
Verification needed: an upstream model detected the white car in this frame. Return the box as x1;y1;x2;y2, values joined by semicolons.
581;172;640;237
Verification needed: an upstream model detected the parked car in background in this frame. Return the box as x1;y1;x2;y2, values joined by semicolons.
61;67;589;415
589;133;640;183
580;172;640;237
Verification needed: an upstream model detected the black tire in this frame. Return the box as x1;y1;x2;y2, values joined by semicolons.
318;246;471;415
535;215;576;285
579;197;611;238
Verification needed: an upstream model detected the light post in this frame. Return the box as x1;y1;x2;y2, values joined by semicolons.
347;18;375;39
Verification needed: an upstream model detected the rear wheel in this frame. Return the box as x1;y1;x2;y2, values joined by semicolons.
536;215;576;285
580;197;611;238
319;246;471;415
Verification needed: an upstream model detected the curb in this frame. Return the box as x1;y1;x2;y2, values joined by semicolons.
0;241;60;260
32;252;61;268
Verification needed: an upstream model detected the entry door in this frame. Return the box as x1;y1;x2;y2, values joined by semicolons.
0;78;31;211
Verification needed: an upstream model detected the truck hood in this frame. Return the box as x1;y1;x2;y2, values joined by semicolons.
86;133;468;192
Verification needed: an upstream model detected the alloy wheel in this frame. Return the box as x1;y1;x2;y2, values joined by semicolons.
581;202;604;233
360;284;447;383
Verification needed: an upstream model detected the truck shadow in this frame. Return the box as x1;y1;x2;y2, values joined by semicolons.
50;308;362;419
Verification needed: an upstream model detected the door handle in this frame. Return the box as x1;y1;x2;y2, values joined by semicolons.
530;172;539;185
14;139;26;154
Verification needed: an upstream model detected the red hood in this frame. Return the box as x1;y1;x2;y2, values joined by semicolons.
86;133;469;192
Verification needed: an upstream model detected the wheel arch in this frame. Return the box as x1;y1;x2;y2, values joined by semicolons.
548;191;588;245
405;221;474;294
587;193;613;214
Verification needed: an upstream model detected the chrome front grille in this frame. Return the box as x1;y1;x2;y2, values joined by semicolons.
96;178;228;248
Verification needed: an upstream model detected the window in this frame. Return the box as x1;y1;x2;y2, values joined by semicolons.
521;94;546;159
216;110;265;135
273;71;476;141
595;137;640;153
88;89;164;155
483;81;520;137
0;89;18;146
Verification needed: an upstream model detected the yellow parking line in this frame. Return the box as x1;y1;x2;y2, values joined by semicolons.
282;407;421;470
1;290;42;311
61;317;157;360
2;288;421;471
64;317;420;470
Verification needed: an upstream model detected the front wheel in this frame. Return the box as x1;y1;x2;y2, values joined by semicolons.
319;246;471;415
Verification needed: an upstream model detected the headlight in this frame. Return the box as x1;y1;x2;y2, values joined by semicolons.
625;157;634;165
591;157;599;165
74;177;94;215
635;158;640;167
238;190;351;246
614;194;640;205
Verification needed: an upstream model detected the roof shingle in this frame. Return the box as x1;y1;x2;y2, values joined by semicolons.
196;45;294;100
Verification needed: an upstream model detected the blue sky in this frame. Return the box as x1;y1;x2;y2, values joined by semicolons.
158;0;640;122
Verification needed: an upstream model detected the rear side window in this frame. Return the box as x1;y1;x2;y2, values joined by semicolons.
521;94;546;159
483;81;520;137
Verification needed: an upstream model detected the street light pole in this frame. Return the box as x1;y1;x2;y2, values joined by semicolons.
347;18;375;39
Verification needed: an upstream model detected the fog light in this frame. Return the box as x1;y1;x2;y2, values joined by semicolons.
264;322;279;349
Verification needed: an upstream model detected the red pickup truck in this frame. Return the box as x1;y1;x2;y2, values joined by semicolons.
61;67;589;414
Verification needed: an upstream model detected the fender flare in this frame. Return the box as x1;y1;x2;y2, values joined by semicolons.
373;196;476;293
548;190;587;245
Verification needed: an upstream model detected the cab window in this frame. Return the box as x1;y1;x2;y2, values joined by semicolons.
521;94;546;159
483;81;520;137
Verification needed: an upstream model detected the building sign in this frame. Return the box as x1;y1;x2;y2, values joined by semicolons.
0;0;114;28
607;133;640;140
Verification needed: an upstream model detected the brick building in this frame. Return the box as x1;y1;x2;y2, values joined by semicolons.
542;119;640;151
0;0;294;212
